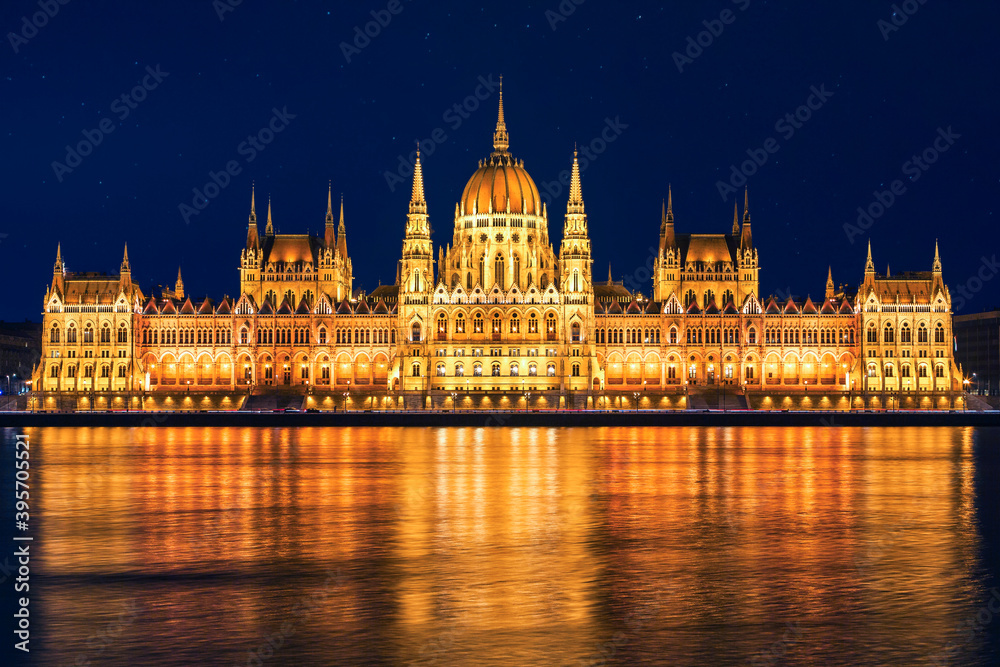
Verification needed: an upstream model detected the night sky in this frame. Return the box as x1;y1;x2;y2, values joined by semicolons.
2;1;998;322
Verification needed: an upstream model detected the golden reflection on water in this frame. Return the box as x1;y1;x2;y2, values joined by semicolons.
26;426;989;666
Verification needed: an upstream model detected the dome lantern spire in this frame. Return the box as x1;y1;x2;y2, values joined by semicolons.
492;75;509;155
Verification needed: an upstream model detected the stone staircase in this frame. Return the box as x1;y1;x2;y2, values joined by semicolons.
686;385;748;410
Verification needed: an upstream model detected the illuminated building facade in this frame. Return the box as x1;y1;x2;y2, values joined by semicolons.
33;86;964;409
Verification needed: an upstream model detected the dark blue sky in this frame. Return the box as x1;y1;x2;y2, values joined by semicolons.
2;1;998;321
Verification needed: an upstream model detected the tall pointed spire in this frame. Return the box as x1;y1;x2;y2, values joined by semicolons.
933;239;942;272
51;243;65;293
324;182;336;248
567;147;584;214
493;75;509;155
739;188;753;248
608;263;613;283
265;196;274;236
825;266;835;299
865;239;875;273
175;267;184;300
660;185;675;251
246;186;260;250
732;200;740;235
337;195;348;259
120;244;132;290
410;145;427;214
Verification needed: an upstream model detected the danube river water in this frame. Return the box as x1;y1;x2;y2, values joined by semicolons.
3;426;1000;666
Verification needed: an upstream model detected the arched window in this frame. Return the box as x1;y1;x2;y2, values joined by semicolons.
412;362;421;377
918;323;928;343
492;314;502;336
934;322;945;343
918;364;928;378
528;314;538;334
510;362;519;377
101;324;111;343
748;327;757;345
240;328;248;345
437;314;447;339
478;254;486;287
456;313;466;333
704;289;715;306
670;327;678;345
867;363;877;378
571;322;581;343
867;325;878;344
528;363;537;377
494;253;505;287
436;363;446;377
572;363;580;377
492;363;501;377
884;325;894;343
473;363;483;377
50;324;60;344
319;327;327;345
884;364;894;378
510;313;520;334
546;313;557;341
684;290;697;308
722;289;734;306
101;365;110;378
455;363;465;377
547;363;556;377
67;324;77;343
473;314;484;334
513;254;521;286
84;325;94;344
900;323;911;343
572;269;580;292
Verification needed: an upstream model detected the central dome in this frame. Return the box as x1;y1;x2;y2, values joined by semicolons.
461;154;540;216
459;81;541;217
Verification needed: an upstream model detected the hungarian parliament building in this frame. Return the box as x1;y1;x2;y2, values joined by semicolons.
33;88;963;410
